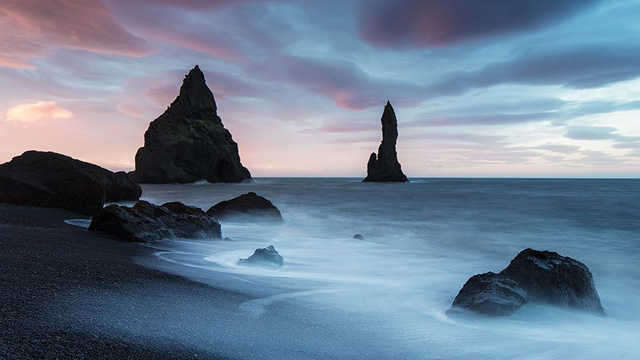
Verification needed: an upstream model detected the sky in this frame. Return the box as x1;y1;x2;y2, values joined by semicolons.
0;0;639;177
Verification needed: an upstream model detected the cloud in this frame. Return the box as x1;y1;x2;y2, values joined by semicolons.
424;42;640;98
409;112;556;127
358;0;600;49
280;55;424;110
5;101;73;123
117;103;143;118
0;0;150;67
564;126;639;141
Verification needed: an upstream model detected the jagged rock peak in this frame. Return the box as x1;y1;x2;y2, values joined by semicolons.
174;65;217;114
134;65;252;184
363;101;408;182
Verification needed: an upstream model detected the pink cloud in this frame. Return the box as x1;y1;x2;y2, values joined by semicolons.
0;0;151;68
117;103;144;118
5;101;73;123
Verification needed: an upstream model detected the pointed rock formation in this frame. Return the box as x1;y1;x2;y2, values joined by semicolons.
134;65;252;184
363;101;408;182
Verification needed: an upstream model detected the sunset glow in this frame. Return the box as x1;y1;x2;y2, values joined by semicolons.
0;0;638;176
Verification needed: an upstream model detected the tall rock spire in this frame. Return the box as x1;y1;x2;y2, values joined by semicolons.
363;101;408;182
134;65;252;184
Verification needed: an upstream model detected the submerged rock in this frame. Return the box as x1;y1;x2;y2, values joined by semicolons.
449;272;527;316
238;245;284;269
0;151;141;215
363;101;408;182
449;248;604;316
134;65;252;184
206;192;282;222
89;201;221;242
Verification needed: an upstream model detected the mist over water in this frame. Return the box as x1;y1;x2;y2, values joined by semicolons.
133;178;640;358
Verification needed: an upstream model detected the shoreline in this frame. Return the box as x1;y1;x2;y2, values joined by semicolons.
0;203;240;359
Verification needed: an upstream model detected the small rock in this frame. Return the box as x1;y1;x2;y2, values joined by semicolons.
206;192;282;222
238;245;284;269
353;234;365;240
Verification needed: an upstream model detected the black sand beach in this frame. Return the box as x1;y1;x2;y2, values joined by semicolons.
0;203;237;359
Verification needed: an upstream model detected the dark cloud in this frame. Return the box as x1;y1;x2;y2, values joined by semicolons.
425;42;640;97
358;0;600;49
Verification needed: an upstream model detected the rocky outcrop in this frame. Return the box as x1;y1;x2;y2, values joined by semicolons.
0;151;141;215
449;249;604;316
449;272;527;316
363;101;408;182
238;245;284;269
134;65;252;184
206;192;282;222
89;201;221;242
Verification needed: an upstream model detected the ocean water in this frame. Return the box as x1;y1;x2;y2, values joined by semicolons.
120;178;638;358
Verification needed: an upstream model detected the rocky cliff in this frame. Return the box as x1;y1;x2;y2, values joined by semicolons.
134;65;252;184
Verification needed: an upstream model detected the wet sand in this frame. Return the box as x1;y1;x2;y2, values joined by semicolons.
0;203;238;359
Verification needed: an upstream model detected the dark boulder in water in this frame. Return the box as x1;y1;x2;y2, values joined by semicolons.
0;151;141;215
238;245;284;269
89;200;221;242
449;248;604;316
363;101;408;182
448;272;527;316
206;192;282;222
134;65;252;184
501;248;604;314
353;234;365;240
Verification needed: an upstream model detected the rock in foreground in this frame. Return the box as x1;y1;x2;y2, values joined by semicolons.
206;192;282;222
238;245;284;269
134;65;252;184
0;151;142;215
89;201;221;242
449;248;604;316
363;101;408;182
449;272;527;316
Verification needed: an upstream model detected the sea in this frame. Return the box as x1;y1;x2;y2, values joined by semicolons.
108;178;640;358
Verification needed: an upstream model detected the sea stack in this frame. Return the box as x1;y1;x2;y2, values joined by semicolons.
363;101;408;182
134;65;252;184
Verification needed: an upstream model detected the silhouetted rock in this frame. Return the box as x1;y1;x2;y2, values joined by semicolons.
89;201;221;242
501;248;604;314
0;151;141;215
353;234;365;240
238;245;284;269
449;248;604;316
134;65;252;184
363;101;408;182
449;272;527;316
206;192;282;222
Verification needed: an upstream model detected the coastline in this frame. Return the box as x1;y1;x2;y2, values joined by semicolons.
0;203;238;359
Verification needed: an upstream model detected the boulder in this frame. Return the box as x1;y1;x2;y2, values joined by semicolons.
88;201;221;242
501;248;604;313
206;192;282;222
449;248;604;316
238;245;284;269
353;234;365;240
363;101;408;182
0;151;142;215
134;65;252;184
448;272;527;316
